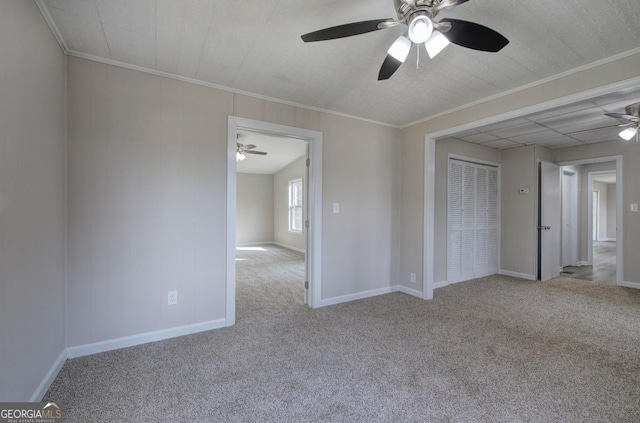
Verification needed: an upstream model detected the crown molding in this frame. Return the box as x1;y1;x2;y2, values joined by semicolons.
35;0;68;54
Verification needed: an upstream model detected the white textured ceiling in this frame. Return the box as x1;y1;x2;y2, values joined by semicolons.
236;130;307;175
40;0;640;128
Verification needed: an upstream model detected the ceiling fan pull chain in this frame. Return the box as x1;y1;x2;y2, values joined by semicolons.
416;43;420;69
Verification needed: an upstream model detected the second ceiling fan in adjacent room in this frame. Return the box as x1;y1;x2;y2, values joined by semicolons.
236;142;268;161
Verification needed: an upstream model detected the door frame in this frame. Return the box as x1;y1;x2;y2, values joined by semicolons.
226;116;323;325
592;189;599;242
557;156;623;286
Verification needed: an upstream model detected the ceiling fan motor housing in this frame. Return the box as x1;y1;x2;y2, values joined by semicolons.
625;102;640;118
394;0;437;23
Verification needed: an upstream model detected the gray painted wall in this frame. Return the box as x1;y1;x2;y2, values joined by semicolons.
274;156;306;251
0;0;67;401
500;146;537;278
66;56;401;346
236;173;274;244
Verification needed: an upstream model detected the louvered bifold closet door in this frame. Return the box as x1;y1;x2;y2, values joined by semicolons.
448;160;499;283
461;163;476;280
448;161;464;281
475;167;488;275
486;167;499;275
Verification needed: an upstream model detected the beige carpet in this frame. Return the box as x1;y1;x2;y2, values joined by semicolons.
45;246;640;422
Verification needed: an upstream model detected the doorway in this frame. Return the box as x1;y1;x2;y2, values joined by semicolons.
226;117;323;326
235;129;309;318
555;157;622;286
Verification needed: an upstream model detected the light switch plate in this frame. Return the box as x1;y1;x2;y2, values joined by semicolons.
631;203;638;213
333;203;340;214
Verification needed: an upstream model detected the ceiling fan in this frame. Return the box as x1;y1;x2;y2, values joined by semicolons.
236;142;268;161
605;102;640;143
301;0;509;80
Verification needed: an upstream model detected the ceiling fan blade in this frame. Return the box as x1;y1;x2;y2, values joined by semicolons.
439;18;509;52
242;144;257;150
244;150;267;155
302;19;394;42
605;112;638;122
378;36;412;81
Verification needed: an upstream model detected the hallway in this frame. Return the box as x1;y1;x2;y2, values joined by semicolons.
561;241;616;285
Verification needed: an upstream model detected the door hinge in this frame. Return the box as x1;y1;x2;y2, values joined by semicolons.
305;220;309;228
304;281;309;289
306;158;310;167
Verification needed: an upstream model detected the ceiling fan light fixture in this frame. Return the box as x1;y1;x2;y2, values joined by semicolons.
425;31;450;58
388;36;412;62
619;127;638;141
236;152;246;161
408;15;433;44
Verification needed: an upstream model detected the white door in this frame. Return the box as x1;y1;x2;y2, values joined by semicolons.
448;159;499;283
540;161;561;281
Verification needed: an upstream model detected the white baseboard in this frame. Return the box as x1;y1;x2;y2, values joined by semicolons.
236;241;274;247
30;349;68;401
393;285;423;298
273;242;305;254
67;319;226;359
499;270;537;281
620;281;640;289
433;280;451;289
321;286;394;307
599;238;617;242
577;261;590;266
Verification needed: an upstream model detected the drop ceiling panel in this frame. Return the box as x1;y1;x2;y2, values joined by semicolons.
525;102;597;122
556;117;616;135
483;139;520;149
472;118;530;134
570;127;619;143
541;140;584;150
508;130;565;145
459;133;500;144
536;108;608;129
488;122;548;139
440;88;640;150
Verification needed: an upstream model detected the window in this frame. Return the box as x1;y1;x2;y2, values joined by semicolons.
288;178;303;233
